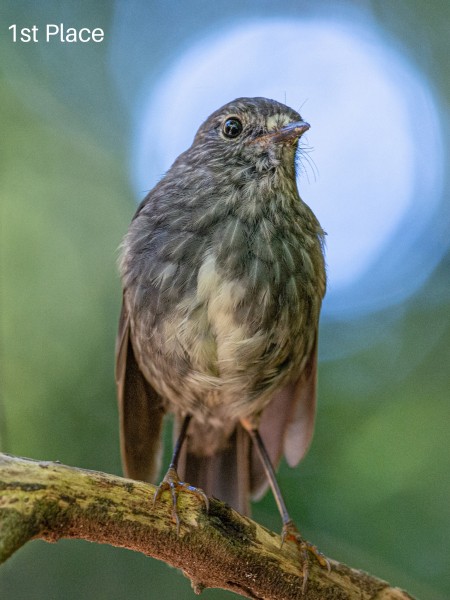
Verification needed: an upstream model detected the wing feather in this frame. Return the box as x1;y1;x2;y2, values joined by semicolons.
250;335;318;499
115;299;165;482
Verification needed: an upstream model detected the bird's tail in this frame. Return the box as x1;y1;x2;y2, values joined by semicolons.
177;421;251;516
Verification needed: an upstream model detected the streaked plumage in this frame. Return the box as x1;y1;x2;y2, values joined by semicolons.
116;97;326;516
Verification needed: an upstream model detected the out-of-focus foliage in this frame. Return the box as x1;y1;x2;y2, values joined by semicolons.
1;2;449;600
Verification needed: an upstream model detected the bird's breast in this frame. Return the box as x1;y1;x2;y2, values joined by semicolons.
126;196;324;420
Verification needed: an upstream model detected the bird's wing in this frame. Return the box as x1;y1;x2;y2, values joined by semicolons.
115;297;165;482
250;334;318;499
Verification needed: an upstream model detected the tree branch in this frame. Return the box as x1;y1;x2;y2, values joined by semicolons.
0;453;415;599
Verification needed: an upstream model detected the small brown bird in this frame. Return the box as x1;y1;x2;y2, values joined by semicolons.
116;97;327;576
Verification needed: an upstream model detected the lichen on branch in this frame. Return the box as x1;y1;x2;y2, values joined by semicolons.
0;453;415;600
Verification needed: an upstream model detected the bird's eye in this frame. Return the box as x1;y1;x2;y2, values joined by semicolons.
222;117;243;138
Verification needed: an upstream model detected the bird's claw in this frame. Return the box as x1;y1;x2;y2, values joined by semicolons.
153;467;209;535
281;520;331;594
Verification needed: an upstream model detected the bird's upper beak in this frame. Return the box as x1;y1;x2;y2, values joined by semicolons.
252;120;310;145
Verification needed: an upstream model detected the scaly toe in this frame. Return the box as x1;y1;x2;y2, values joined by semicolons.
281;520;331;593
153;467;209;534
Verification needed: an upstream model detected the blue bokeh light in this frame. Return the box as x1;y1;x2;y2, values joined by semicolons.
130;18;445;319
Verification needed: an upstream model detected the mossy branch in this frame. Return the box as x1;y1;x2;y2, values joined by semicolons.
0;453;415;599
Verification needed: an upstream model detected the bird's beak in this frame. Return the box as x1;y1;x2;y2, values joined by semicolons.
252;120;310;145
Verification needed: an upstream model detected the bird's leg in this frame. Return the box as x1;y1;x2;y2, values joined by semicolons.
153;414;209;534
241;418;330;593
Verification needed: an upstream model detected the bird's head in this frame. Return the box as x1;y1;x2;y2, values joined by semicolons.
189;97;310;177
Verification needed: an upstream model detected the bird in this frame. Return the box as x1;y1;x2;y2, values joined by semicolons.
116;96;328;578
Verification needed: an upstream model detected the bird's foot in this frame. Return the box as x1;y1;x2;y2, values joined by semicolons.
153;466;209;534
281;519;331;594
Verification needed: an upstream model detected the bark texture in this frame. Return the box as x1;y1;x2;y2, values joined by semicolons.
0;453;415;599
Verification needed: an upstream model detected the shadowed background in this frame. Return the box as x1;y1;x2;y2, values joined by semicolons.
1;1;449;599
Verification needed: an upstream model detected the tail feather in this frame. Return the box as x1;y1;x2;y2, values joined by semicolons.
177;423;251;516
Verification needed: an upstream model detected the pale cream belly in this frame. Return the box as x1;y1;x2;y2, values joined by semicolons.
130;250;313;424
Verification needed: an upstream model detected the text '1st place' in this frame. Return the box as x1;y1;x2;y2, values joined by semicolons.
8;24;105;43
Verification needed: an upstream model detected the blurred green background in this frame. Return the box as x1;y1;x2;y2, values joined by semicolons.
1;1;449;599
